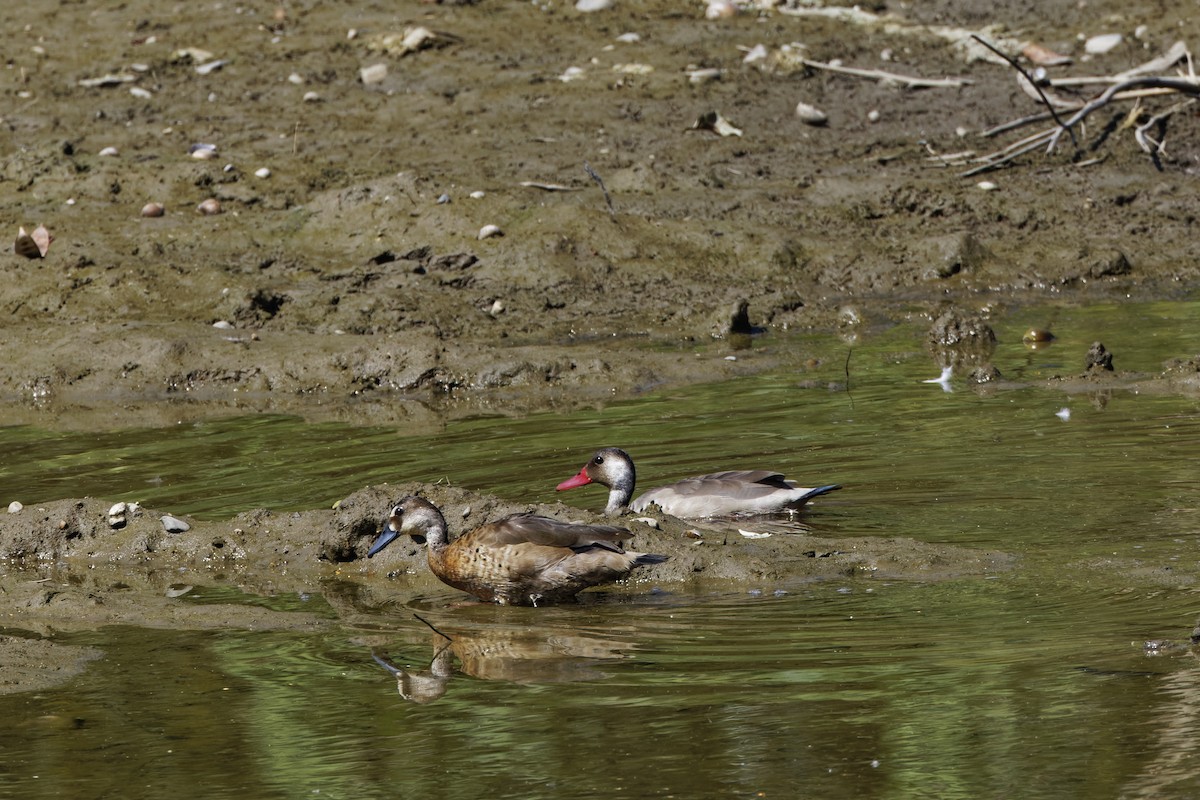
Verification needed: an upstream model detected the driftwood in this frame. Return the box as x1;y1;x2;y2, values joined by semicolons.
963;37;1199;176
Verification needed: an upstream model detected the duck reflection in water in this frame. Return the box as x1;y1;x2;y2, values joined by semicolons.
372;620;636;703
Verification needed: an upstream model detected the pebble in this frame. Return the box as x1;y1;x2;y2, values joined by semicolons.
795;101;828;125
976;181;998;191
7;501;21;514
575;0;613;11
687;68;723;85
287;72;305;85
302;91;322;103
141;202;165;218
161;515;191;533
108;502;128;530
98;146;119;157
705;0;737;18
360;63;388;85
469;190;486;199
129;87;153;99
254;167;271;179
189;142;218;160
489;299;505;316
437;193;451;204
197;198;223;215
478;224;503;240
1085;33;1123;55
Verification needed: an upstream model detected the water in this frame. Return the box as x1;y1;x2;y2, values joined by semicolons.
4;301;1200;798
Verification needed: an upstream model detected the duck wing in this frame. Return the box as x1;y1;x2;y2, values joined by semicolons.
475;514;634;554
633;471;838;517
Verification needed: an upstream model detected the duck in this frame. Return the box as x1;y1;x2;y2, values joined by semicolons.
366;495;668;606
556;446;841;518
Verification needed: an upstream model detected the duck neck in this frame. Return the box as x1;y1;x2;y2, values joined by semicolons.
605;469;635;516
416;505;451;555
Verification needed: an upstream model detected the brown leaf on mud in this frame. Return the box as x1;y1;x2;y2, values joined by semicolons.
14;224;51;259
1022;42;1073;66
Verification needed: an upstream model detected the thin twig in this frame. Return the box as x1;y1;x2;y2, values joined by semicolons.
970;35;1076;148
413;612;454;642
583;161;616;219
798;56;972;89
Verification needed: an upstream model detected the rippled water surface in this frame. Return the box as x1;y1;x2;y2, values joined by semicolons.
5;301;1200;798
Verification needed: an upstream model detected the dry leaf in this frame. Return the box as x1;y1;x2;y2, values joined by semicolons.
14;225;50;259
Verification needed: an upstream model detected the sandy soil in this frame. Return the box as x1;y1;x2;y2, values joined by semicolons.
2;0;1199;672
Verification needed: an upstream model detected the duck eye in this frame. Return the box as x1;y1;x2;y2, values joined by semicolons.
593;455;604;465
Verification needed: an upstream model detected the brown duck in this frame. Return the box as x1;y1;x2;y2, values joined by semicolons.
366;496;668;606
557;446;841;518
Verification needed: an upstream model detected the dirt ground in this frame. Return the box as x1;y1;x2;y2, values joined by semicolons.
1;0;1199;666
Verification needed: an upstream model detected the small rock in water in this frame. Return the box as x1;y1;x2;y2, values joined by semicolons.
1085;342;1114;372
161;515;191;533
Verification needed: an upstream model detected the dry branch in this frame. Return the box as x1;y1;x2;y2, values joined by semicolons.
963;40;1199;176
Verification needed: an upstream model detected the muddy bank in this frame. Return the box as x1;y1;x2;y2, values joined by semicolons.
0;482;1013;611
2;0;1200;429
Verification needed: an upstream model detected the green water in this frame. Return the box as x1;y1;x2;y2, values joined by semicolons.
4;301;1200;798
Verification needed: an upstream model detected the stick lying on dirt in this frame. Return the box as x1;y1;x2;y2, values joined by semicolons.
962;38;1199;176
797;56;972;89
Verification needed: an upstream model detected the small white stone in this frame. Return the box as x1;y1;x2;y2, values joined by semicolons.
687;68;722;85
576;0;613;11
1085;33;1123;55
129;87;153;99
632;516;660;529
213;320;234;329
254;167;271;179
108;502;127;517
489;299;505;316
287;72;305;85
469;190;486;199
478;224;503;240
615;32;640;43
976;180;998;191
795;101;828;125
360;63;388;85
7;501;22;514
161;515;191;533
559;66;586;82
867;109;880;123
